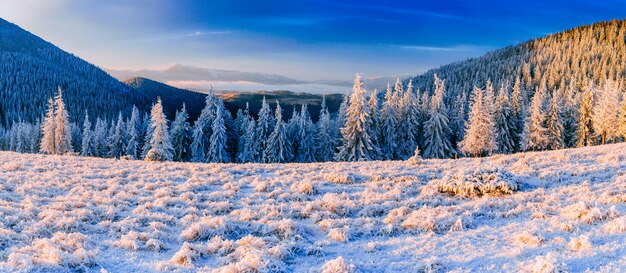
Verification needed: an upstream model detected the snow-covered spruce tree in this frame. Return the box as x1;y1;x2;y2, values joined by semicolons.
336;74;381;161
417;91;430;149
145;98;173;162
208;104;230;163
562;78;579;148
521;83;549;151
107;112;126;158
265;101;293;163
494;83;517;154
93;118;108;157
296;104;316;162
511;77;526;151
423;74;456;159
124;106;140;159
545;91;565;150
286;106;301;156
40;97;56;154
80;112;94;156
170;104;192;162
191;89;218;162
256;97;275;162
315;96;337;162
459;85;495;157
397;80;420;159
237;114;259;163
367;91;382;159
54;87;72;154
379;83;398;160
593;80;620;144
333;93;349;149
577;83;595;147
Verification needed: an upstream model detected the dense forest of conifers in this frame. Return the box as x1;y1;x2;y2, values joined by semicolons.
1;20;626;162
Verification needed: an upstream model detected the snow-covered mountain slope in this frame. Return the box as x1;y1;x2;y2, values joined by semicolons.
0;18;149;126
0;144;624;272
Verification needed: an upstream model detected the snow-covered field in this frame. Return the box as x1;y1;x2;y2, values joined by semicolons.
0;144;624;273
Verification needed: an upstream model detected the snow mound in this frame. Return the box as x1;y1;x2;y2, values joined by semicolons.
429;168;521;197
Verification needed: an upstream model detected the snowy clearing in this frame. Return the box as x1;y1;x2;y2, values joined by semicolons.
0;144;624;272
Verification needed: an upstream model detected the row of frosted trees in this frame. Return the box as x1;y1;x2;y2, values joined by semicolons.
2;72;625;162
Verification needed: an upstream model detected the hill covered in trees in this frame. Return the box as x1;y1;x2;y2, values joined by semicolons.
0;18;150;126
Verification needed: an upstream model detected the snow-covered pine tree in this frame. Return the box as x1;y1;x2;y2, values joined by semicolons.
521;83;549;151
236;114;259;163
379;83;398;160
511;77;526;151
315;95;337;162
207;104;230;163
170;104;193;162
459;85;495;157
139;113;151;159
145;98;173;162
286;106;301;155
494;83;517;154
397;80;420;159
191;89;218;162
423;74;456;159
93;118;108;157
265;101;293;163
593;80;620;144
577;83;595;147
367;90;382;159
296;104;316;162
124;106;140;159
80;112;94;156
54;87;72;154
562;77;579;148
336;74;381;161
545;91;565;150
256;97;275;162
107;112;125;158
417;91;430;149
40;97;56;154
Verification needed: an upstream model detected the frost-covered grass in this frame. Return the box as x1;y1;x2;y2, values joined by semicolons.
0;144;624;272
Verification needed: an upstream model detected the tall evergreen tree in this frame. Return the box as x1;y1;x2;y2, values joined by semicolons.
397;80;420;159
191;89;218;162
81;112;94;156
54;87;72;154
423;74;456;158
107;112;125;158
336;74;381;161
577;83;595;147
494;84;517;154
145;98;173;162
93;118;108;157
295;104;315;162
208;104;230;163
380;84;398;160
522;83;549;151
315;96;337;162
545;91;565;150
459;86;495;157
236;113;259;163
593;80;620;144
125;106;140;159
170;104;192;162
256;97;275;162
265;101;293;163
40;97;56;155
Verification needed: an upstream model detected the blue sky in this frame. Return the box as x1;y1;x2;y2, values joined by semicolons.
1;0;625;93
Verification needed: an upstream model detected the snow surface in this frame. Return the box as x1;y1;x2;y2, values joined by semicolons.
0;144;624;272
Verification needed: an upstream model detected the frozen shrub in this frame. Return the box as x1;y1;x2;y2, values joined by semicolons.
560;202;606;224
328;227;349;242
323;173;356;184
514;232;544;247
603;216;626;234
430;168;520;197
7;232;96;269
320;256;356;273
320;193;354;217
406;146;422;165
290;179;318;195
567;235;592;251
169;242;197;267
181;216;225;241
521;253;567;273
